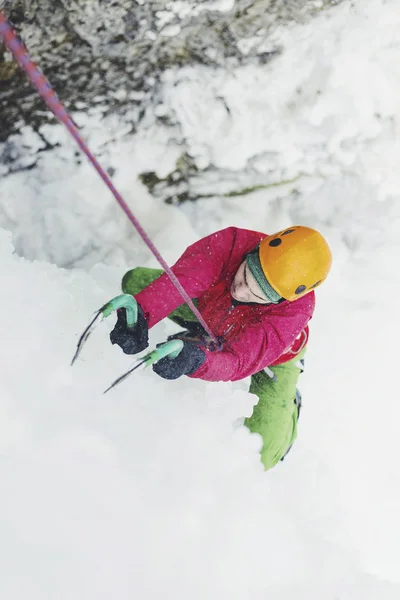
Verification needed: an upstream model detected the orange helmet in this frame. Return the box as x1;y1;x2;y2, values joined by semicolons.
247;226;332;302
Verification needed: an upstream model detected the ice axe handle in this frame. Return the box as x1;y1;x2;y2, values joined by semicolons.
150;339;184;365
102;294;138;328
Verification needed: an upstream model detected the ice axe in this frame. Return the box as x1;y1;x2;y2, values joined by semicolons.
71;294;183;391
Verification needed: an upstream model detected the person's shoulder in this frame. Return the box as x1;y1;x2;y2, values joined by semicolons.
296;290;316;311
214;225;267;235
210;226;267;242
205;227;268;264
277;291;316;315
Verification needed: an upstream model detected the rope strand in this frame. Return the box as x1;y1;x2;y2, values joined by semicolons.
0;12;218;344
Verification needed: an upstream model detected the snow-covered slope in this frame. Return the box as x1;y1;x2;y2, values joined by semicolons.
1;0;400;596
1;0;400;270
0;213;399;599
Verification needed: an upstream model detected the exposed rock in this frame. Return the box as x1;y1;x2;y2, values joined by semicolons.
1;0;343;146
0;0;346;268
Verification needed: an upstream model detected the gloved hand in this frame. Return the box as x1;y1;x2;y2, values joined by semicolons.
109;304;149;355
152;341;206;380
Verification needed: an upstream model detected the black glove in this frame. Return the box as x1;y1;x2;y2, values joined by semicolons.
109;304;149;355
152;341;206;380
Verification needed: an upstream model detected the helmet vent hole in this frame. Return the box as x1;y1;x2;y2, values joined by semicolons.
310;280;322;289
282;229;296;235
295;285;307;295
269;238;282;247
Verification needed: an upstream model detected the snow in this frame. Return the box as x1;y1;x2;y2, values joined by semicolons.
1;225;399;598
161;0;400;192
166;0;236;19
1;0;400;597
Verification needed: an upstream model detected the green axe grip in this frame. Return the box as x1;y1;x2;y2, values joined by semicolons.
102;294;138;328
144;339;184;367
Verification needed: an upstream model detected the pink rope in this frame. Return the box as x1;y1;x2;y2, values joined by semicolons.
0;12;217;343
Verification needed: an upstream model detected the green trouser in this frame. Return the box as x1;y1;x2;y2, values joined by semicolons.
122;267;305;471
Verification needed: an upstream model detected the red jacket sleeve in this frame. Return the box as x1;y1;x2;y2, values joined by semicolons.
134;228;238;328
190;298;314;382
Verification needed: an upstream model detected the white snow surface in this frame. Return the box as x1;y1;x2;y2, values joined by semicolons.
1;0;400;597
1;228;399;599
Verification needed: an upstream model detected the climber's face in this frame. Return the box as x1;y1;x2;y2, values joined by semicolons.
230;261;271;304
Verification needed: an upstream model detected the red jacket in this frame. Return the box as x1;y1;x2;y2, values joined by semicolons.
135;227;315;382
